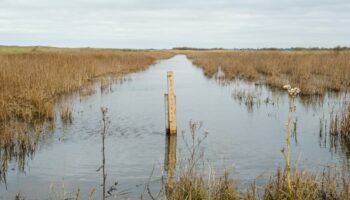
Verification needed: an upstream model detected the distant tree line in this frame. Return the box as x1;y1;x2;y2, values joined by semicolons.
172;46;350;51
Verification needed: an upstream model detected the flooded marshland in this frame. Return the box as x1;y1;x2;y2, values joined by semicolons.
1;55;349;199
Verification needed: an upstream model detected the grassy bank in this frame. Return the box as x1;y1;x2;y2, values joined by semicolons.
185;50;350;96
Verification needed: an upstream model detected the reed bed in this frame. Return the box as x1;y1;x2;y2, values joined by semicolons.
186;50;350;96
0;48;174;182
0;49;173;126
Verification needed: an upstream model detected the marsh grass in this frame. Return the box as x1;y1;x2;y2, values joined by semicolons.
328;104;350;156
100;77;112;93
167;170;240;200
0;49;173;126
232;89;261;112
186;50;350;96
79;87;96;97
0;121;46;184
60;106;73;124
263;166;350;200
0;47;174;182
231;88;279;112
338;105;350;139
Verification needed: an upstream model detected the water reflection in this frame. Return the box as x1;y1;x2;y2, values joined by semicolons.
164;135;177;192
318;109;350;169
0;122;53;184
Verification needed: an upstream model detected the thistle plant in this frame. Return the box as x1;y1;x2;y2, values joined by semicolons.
283;84;300;199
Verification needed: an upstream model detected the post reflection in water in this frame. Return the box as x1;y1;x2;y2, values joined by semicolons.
164;134;177;192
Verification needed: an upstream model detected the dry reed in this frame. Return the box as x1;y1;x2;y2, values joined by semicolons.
0;49;173;126
263;167;350;200
232;89;261;112
186;50;350;96
329;104;350;155
0;47;174;182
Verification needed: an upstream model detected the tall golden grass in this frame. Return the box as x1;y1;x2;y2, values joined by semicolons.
0;49;173;126
0;48;174;182
186;50;350;95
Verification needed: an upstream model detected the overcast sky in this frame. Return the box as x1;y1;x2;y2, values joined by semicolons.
0;0;349;49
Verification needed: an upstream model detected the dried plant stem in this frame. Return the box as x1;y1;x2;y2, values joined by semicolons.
286;97;292;199
283;85;300;199
100;107;109;200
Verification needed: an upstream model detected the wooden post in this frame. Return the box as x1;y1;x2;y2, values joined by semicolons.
165;71;177;135
164;94;169;132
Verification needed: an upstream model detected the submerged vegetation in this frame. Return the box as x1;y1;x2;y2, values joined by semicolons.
186;50;350;96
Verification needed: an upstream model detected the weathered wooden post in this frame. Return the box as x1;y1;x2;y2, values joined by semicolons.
165;71;177;135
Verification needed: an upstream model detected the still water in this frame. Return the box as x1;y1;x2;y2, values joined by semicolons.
0;55;348;199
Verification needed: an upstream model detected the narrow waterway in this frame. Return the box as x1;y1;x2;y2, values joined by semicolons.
0;55;348;199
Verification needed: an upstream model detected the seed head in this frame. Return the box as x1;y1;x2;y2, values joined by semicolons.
283;85;300;97
283;85;291;90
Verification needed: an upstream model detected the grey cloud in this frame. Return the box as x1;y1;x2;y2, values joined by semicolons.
0;0;349;48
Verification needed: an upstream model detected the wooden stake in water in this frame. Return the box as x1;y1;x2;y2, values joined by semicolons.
165;71;177;135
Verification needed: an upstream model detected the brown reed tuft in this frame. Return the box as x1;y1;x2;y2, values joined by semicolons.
262;166;350;200
329;104;350;154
